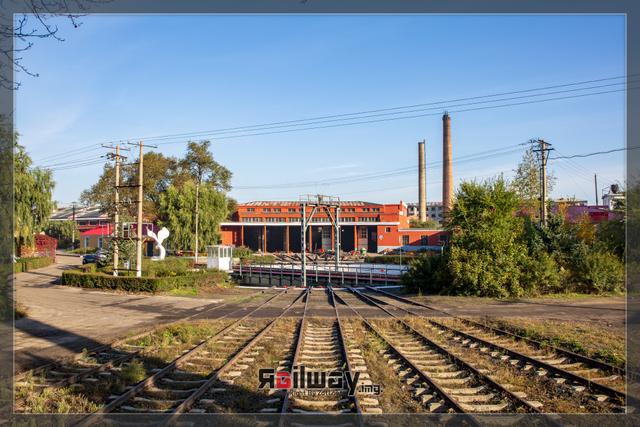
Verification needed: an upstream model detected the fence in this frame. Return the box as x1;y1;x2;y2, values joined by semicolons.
232;262;407;287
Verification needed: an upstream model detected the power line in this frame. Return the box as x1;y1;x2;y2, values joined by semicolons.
551;146;639;159
32;74;633;164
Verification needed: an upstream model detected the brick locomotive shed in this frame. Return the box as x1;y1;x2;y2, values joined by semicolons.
220;200;448;253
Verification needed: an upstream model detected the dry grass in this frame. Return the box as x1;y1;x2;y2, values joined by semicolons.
406;318;620;413
346;319;423;413
484;317;625;369
17;320;228;413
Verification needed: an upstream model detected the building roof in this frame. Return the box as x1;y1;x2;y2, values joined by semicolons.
50;205;108;221
81;224;113;236
239;200;383;207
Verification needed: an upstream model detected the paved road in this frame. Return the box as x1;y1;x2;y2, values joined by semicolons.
14;255;253;372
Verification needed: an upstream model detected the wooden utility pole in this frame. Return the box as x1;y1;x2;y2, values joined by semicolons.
194;182;200;264
594;173;599;206
71;202;76;249
136;141;144;277
532;139;554;227
104;144;130;276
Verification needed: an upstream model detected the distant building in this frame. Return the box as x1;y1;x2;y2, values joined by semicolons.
407;202;444;222
220;200;449;254
50;205;109;232
602;190;625;211
80;222;158;254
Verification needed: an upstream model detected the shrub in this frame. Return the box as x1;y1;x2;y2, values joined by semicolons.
61;271;168;293
401;254;451;294
233;246;253;259
68;247;98;254
519;251;562;295
61;268;229;293
14;256;54;273
143;257;193;277
570;244;624;293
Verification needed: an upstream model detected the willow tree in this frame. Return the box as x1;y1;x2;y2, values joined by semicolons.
158;180;229;253
14;142;55;253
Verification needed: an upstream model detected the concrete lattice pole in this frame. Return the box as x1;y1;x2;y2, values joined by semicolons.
418;140;427;222
442;112;453;216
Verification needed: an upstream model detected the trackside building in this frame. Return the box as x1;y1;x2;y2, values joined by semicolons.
220;201;449;253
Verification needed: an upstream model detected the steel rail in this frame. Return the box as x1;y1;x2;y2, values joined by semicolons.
75;290;287;426
332;289;471;415
347;287;542;413
327;286;364;421
362;287;626;404
158;288;308;422
278;285;311;423
15;289;268;382
364;286;625;378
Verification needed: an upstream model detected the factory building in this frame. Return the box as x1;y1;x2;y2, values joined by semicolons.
220;201;448;253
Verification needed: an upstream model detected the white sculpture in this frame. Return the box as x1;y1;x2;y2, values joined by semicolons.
147;227;170;261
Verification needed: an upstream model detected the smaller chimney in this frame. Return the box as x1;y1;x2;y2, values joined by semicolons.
418;140;427;222
443;112;453;215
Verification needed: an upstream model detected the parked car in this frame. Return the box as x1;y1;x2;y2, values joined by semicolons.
82;250;106;265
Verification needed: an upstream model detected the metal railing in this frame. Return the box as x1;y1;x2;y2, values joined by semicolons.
232;261;407;287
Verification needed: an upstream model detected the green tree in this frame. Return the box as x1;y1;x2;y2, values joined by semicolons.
14;142;55;253
182;141;232;262
447;178;528;297
158;181;228;252
511;147;556;215
80;151;180;220
44;220;79;249
409;217;441;229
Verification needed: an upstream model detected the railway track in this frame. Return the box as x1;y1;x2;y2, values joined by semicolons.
359;287;627;409
278;286;367;417
73;289;304;425
14;289;269;382
14;290;277;413
334;288;541;415
365;286;626;379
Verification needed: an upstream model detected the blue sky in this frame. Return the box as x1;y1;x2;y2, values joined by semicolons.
16;14;626;205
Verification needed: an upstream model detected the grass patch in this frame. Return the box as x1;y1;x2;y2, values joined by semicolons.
486;317;625;369
120;359;147;384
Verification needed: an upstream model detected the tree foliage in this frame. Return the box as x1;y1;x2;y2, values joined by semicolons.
158;181;229;251
80;152;183;220
447;178;529;297
14;142;55;251
409;217;441;229
44;220;79;249
182;140;232;191
404;175;624;297
511;147;555;214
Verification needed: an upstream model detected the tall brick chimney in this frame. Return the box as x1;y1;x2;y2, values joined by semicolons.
443;112;453;215
418;140;427;222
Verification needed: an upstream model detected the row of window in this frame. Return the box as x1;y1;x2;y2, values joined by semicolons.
244;207;380;213
240;217;379;223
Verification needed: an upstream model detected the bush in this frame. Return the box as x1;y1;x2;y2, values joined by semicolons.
520;251;562;295
143;257;193;277
401;254;451;294
61;268;229;293
14;256;54;273
233;246;253;259
61;271;169;293
569;244;624;293
68;247;98;254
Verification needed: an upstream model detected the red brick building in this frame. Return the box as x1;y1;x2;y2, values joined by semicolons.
220;201;449;253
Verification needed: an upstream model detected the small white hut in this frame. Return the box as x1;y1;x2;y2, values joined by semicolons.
206;245;233;271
